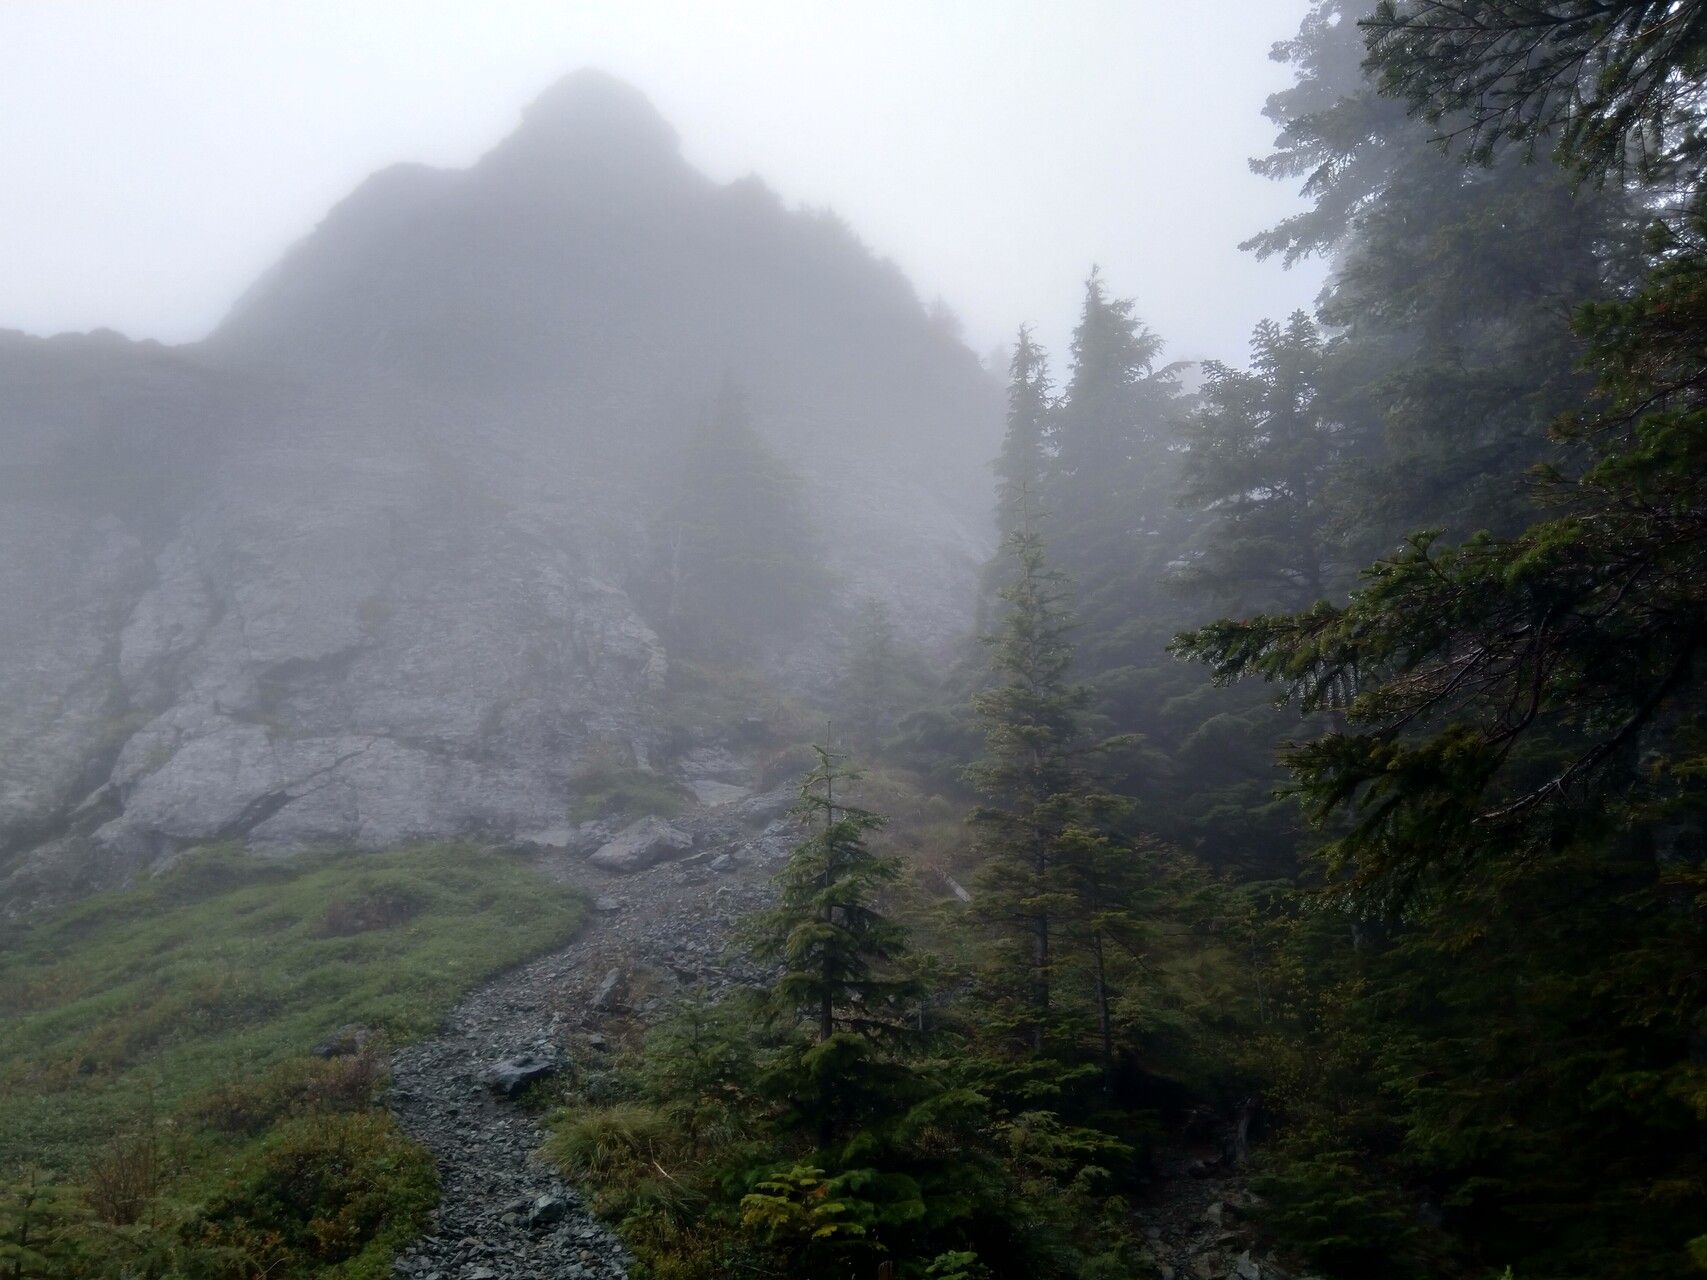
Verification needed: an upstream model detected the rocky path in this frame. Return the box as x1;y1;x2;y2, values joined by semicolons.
382;779;1296;1280
386;792;791;1280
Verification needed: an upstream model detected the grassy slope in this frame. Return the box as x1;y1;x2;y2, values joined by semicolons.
0;844;585;1173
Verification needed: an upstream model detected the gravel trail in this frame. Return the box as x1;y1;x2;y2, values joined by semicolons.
386;795;789;1280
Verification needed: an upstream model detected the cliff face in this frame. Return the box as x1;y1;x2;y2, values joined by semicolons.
0;71;999;907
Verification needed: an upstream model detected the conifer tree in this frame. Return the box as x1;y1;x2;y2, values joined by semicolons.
754;747;917;1149
1364;0;1707;179
970;505;1151;1082
1051;268;1177;550
1172;12;1707;1268
0;1171;83;1280
993;326;1053;537
1177;312;1345;611
1246;0;1638;554
969;504;1105;1050
756;746;914;1046
1054;821;1150;1089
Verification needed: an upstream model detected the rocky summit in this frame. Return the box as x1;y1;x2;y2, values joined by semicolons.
0;70;999;908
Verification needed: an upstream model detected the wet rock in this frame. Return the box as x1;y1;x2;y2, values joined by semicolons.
588;817;692;872
528;1195;570;1229
592;968;627;1012
481;1051;562;1097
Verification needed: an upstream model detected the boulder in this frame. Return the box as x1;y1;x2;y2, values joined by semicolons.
528;1194;570;1229
481;1050;562;1097
687;779;749;807
591;967;628;1012
588;816;693;872
313;1023;376;1058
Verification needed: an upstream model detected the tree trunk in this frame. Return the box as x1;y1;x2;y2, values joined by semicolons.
1093;930;1114;1091
1031;808;1050;1052
1032;910;1050;1052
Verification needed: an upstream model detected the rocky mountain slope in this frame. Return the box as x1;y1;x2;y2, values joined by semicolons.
0;70;999;908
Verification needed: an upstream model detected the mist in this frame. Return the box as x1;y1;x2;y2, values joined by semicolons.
0;0;1323;363
4;4;1701;1279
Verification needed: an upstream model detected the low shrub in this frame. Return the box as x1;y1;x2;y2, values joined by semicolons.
193;1111;436;1280
192;1050;386;1136
84;1123;171;1227
316;887;424;937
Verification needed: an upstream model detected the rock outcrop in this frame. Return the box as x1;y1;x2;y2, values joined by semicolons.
0;71;998;908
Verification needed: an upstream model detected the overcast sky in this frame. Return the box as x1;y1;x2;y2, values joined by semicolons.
0;1;1326;369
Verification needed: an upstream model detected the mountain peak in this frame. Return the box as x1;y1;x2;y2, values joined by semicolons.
490;69;681;172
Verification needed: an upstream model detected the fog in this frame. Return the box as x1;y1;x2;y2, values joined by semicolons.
5;6;1700;1274
0;0;1323;364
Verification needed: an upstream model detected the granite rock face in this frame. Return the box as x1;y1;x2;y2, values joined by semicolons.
0;71;998;908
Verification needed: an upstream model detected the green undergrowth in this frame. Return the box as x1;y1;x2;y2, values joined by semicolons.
1;842;586;1171
569;759;691;823
0;842;585;1280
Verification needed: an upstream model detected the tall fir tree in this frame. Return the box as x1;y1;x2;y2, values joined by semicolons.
1050;268;1180;566
968;504;1146;1059
1053;821;1151;1090
1177;312;1346;612
1171;9;1707;1272
1247;0;1640;555
753;747;920;1153
993;326;1053;537
968;509;1084;1050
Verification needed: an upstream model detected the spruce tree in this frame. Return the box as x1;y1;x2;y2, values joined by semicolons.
754;747;917;1149
993;326;1053;537
1246;0;1639;555
1054;821;1150;1089
1364;0;1707;178
756;746;914;1046
1177;312;1345;611
969;505;1101;1051
1173;15;1707;1268
970;505;1153;1086
1051;268;1178;553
